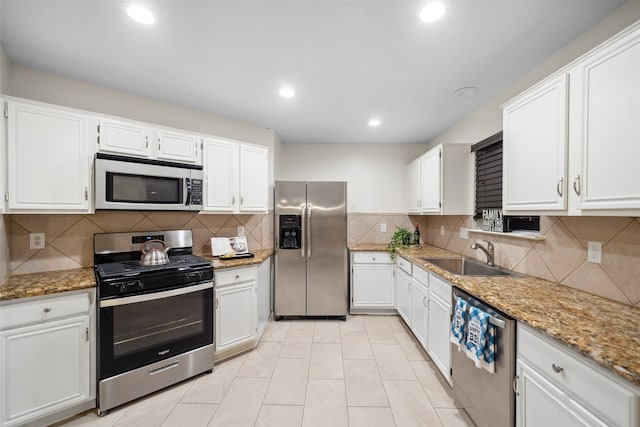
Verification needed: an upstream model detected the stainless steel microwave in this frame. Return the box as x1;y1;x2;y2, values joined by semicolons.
95;154;203;211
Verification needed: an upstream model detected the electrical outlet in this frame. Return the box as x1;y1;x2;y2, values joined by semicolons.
587;241;602;263
460;228;469;240
237;226;245;237
380;223;387;232
30;232;45;250
440;225;445;236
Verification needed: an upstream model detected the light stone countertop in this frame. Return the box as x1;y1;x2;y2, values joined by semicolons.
349;243;640;387
0;249;274;302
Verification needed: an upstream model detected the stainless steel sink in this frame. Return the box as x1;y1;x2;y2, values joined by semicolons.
420;257;522;277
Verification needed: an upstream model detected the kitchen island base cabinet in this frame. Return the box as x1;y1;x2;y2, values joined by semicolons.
0;290;95;427
350;252;395;313
516;323;639;427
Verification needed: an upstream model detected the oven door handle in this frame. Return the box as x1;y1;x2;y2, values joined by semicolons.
100;282;213;308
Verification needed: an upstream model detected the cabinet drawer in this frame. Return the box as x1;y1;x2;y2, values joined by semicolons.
352;252;392;264
413;265;429;286
0;292;90;330
397;257;412;275
429;273;451;302
518;323;637;427
215;266;257;287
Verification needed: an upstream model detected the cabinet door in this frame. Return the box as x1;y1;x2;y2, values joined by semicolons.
1;316;91;427
569;26;640;211
352;264;394;308
516;360;607;427
156;129;200;164
257;258;271;340
239;144;269;212
7;101;91;212
406;159;421;213
395;268;412;325
427;292;451;380
503;74;568;212
215;282;257;352
410;279;428;348
420;146;442;213
203;138;239;212
97;117;151;158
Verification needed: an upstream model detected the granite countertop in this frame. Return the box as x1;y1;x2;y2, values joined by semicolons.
1;268;96;302
348;244;640;387
0;249;275;302
204;248;273;270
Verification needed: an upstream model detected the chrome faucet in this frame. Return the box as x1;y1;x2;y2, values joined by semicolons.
471;240;495;267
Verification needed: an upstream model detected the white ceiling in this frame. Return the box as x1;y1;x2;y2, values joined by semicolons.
0;0;625;144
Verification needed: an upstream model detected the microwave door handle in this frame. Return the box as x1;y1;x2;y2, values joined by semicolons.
185;178;191;206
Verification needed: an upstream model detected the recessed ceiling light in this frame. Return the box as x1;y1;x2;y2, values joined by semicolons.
419;2;446;23
127;5;155;25
279;86;296;98
453;86;478;97
368;118;381;127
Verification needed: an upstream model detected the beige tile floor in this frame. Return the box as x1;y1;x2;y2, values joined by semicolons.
56;315;474;427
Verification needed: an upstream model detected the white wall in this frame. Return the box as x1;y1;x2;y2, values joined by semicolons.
427;2;640;148
278;143;427;213
6;64;276;150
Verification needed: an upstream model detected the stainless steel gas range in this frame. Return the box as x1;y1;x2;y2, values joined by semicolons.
93;230;214;415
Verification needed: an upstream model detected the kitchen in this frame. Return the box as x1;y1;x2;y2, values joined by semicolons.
1;1;640;426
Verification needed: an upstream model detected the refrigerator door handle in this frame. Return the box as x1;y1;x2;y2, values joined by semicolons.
301;204;306;258
307;204;312;258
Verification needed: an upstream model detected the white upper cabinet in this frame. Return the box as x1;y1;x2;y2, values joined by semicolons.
503;74;568;213
406;144;471;215
6;100;93;213
239;144;269;212
156;129;200;164
406;159;421;213
202;137;268;213
97;117;152;158
503;20;640;216
568;22;640;214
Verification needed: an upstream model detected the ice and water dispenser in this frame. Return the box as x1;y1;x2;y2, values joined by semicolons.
279;215;301;249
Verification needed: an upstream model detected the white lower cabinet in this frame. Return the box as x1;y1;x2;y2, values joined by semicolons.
214;266;257;354
427;278;452;380
394;257;412;325
517;323;639;427
351;252;394;312
256;258;272;340
0;290;95;427
410;276;428;348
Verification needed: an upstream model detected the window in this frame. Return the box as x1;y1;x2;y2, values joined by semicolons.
471;131;539;232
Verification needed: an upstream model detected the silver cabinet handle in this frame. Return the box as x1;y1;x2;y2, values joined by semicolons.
573;175;581;196
215;297;219;309
43;307;51;313
552;363;564;373
512;375;519;395
556;177;563;197
423;296;427;307
232;196;235;205
408;283;411;292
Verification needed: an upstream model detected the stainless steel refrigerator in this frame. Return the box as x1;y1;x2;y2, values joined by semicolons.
274;181;348;319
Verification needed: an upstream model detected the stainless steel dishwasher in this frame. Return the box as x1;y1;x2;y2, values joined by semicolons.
451;287;516;427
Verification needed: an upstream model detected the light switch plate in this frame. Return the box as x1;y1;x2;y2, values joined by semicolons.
30;232;45;250
380;223;387;232
237;226;245;237
587;241;601;263
460;228;469;239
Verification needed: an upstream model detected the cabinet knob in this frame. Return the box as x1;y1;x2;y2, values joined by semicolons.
235;275;240;279
551;363;564;373
43;307;51;313
372;257;376;261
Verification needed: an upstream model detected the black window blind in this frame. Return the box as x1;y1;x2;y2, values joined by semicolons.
472;133;502;220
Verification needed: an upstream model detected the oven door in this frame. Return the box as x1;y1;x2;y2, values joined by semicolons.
98;282;213;380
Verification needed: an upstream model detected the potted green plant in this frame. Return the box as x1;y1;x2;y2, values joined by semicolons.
387;226;411;261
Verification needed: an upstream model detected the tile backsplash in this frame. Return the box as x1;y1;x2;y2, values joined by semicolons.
9;211;273;275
